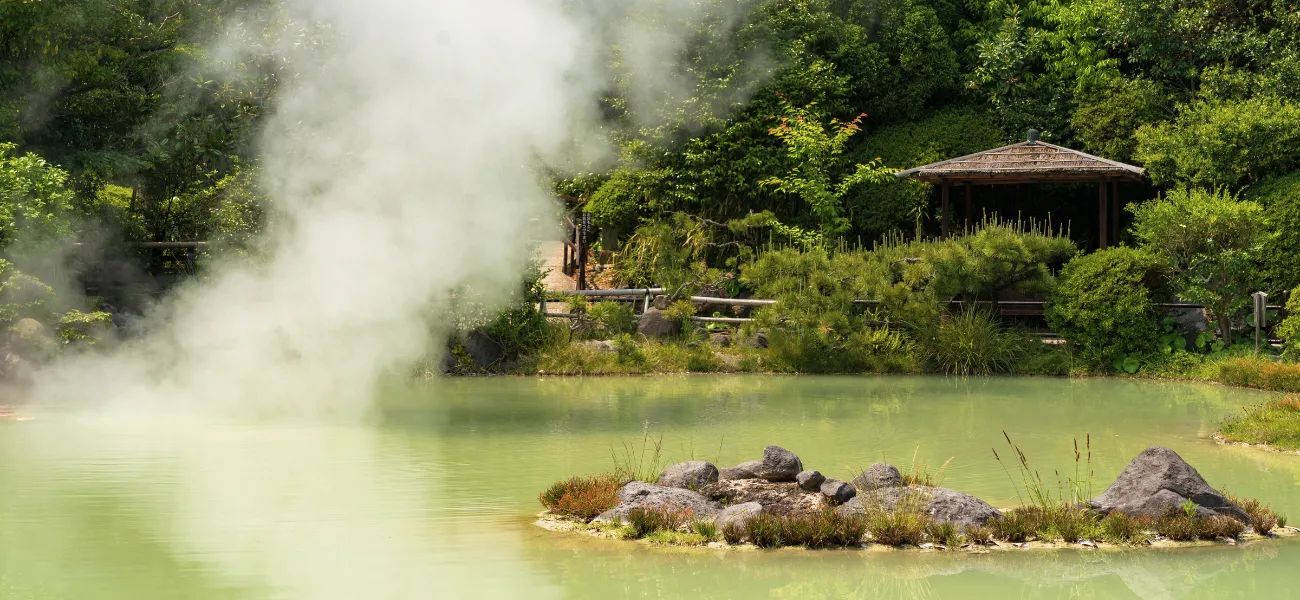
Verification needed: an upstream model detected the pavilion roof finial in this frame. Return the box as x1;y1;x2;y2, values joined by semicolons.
1027;129;1040;144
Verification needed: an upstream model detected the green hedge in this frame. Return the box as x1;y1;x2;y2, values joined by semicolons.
1045;247;1162;366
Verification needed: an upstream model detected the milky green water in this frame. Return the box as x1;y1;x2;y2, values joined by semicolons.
2;376;1299;600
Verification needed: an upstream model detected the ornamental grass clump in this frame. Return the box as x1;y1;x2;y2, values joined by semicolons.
721;521;746;545
923;521;962;546
989;510;1038;543
863;489;930;546
1098;512;1152;545
625;506;694;539
744;513;785;548
1226;493;1285;535
538;473;621;521
1047;506;1096;543
1154;502;1246;541
963;524;993;545
690;518;718;540
930;309;1024;376
738;509;867;548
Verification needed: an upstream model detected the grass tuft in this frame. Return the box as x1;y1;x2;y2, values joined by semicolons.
1098;512;1152;545
538;474;621;520
1225;493;1284;535
1220;395;1300;451
923;521;963;546
625;506;694;539
739;509;868;548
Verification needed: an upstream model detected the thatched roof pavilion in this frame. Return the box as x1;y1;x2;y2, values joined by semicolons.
896;130;1146;248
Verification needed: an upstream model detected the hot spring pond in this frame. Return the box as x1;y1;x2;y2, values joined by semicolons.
2;376;1299;599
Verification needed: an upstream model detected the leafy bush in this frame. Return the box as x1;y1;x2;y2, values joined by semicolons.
928;309;1024;375
0;260;54;326
1277;287;1300;361
662;300;697;333
1129;188;1267;344
742;221;1074;374
1136;95;1300;188
588;302;637;339
1246;172;1300;289
57;310;113;345
1045;247;1162;366
538;474;622;521
612;333;647;366
0;143;75;250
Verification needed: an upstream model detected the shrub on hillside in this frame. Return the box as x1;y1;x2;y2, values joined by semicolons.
1045;247;1162;366
1276;287;1300;361
1246;172;1300;290
588;301;637;339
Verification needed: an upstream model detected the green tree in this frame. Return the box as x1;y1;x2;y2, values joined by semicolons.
1129;188;1268;344
1135;95;1300;188
761;101;893;242
0;143;74;249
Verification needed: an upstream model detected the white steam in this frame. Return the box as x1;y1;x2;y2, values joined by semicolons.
30;0;751;418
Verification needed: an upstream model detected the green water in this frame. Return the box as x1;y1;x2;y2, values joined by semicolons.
2;376;1299;599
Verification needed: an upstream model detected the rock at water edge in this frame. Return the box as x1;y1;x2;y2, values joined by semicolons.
658;461;720;490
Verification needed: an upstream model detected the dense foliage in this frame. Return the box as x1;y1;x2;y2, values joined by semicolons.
1128;188;1267;344
1045;247;1161;366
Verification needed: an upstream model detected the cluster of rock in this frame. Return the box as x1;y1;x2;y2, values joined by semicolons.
584;444;1264;542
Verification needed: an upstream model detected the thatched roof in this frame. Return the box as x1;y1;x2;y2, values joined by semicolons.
895;136;1146;184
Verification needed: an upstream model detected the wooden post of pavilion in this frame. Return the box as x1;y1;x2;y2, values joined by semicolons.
1111;181;1120;243
964;183;973;232
941;180;951;238
1098;182;1109;249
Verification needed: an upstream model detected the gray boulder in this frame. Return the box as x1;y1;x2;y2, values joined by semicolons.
720;460;763;480
636;308;677;338
714;502;763;532
820;478;856;504
658;461;719;490
463;330;503;368
709;333;732;347
8;318;54;357
720;446;803;482
594;481;721;523
758;445;803;482
851;462;902;492
838;486;1001;528
796;470;825;492
1089;446;1250;523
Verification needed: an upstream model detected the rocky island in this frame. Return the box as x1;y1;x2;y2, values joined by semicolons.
537;445;1293;550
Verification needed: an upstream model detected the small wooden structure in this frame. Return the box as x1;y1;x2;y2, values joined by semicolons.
895;130;1146;248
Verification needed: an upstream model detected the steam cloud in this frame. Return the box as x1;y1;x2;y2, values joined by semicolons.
29;0;751;418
